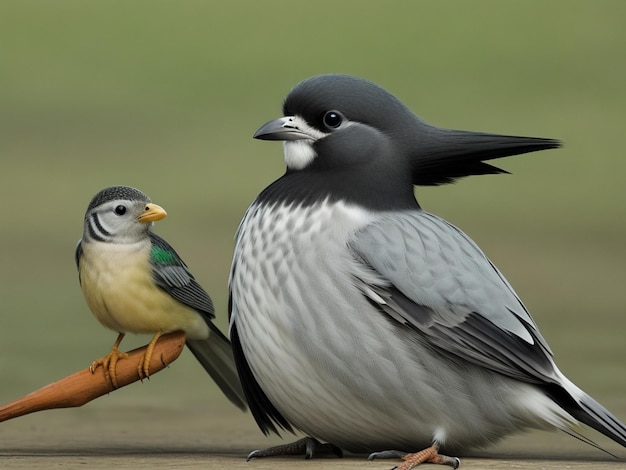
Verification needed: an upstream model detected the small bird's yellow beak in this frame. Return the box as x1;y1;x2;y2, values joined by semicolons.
137;203;167;223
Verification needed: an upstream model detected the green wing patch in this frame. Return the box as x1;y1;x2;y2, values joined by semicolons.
151;245;178;265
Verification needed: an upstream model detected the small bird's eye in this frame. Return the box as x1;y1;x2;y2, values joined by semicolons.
323;111;343;129
114;205;127;215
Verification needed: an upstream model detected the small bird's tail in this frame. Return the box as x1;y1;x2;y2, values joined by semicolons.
186;325;247;411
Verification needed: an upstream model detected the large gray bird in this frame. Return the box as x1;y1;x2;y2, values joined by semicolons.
228;74;626;468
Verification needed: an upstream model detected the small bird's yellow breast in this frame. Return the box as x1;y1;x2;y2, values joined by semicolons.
79;241;208;339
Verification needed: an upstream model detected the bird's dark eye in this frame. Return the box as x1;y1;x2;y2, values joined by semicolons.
323;111;343;130
114;205;127;215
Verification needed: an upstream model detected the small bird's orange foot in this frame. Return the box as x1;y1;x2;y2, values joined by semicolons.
89;333;128;389
368;445;460;469
246;437;343;461
137;332;164;381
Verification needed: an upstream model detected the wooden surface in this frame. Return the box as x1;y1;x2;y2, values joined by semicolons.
2;378;625;469
2;404;625;469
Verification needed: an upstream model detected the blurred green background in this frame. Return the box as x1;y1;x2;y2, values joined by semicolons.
1;0;624;455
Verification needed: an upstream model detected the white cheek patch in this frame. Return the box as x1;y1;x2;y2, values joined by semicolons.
282;115;329;170
284;140;317;170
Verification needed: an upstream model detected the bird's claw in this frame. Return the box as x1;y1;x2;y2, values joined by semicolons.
137;332;164;381
137;354;150;381
89;349;129;389
246;437;342;461
368;446;460;469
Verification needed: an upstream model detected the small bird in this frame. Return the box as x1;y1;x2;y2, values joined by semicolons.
229;74;626;468
76;185;246;410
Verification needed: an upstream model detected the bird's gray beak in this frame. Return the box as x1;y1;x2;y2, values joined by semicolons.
253;116;313;141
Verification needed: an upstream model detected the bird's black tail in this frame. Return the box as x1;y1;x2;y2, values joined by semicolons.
186;325;247;411
549;381;626;451
572;393;626;448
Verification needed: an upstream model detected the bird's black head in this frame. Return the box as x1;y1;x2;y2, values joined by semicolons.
254;74;561;210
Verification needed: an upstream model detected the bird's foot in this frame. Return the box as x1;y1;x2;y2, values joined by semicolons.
246;437;343;460
368;445;460;469
137;332;164;380
89;333;128;389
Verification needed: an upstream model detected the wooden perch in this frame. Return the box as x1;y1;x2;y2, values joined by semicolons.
0;330;186;423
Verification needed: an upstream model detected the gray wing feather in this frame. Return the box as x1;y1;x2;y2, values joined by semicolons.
349;210;558;384
148;233;215;318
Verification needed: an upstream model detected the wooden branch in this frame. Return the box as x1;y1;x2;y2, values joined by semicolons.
0;330;186;423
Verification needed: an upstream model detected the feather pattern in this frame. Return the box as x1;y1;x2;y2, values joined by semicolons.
230;198;626;452
348;210;557;384
148;232;214;318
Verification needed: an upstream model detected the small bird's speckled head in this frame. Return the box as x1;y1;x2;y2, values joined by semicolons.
81;185;166;244
86;186;151;216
